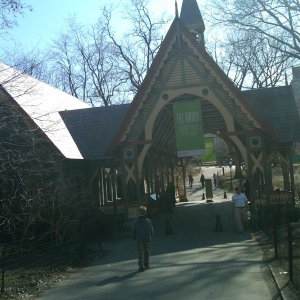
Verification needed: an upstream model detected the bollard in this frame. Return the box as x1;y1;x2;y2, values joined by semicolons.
165;219;173;235
214;214;223;232
202;193;205;200
223;191;227;199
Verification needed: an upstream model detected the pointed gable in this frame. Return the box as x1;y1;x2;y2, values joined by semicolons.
108;17;275;154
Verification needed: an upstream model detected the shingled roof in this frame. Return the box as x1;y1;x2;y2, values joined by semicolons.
60;104;130;160
242;86;300;143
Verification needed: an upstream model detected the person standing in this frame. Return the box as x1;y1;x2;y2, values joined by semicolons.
232;186;248;233
133;206;154;271
188;172;194;188
200;173;205;188
213;173;217;187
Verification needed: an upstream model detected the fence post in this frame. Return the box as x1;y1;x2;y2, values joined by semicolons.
1;246;5;294
273;225;278;259
1;266;4;294
288;223;293;283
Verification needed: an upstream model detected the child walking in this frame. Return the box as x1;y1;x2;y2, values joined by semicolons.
133;206;154;272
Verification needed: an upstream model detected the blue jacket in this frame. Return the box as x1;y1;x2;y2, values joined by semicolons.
133;216;154;242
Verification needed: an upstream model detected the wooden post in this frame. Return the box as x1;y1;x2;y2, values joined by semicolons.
288;223;294;283
273;225;278;259
182;158;186;200
103;169;108;205
145;162;151;195
1;265;4;294
289;149;295;205
121;164;129;219
133;154;141;204
1;247;5;294
99;168;104;206
112;169;117;215
150;164;154;194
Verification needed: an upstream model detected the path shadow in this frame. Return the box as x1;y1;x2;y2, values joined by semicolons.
97;271;139;286
186;185;203;195
92;198;253;268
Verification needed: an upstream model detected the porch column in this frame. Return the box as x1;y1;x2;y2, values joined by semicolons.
289;149;295;204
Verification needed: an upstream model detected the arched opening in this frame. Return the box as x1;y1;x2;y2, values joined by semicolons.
138;93;248;208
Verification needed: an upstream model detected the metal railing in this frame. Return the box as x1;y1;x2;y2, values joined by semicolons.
272;222;300;290
252;192;300;292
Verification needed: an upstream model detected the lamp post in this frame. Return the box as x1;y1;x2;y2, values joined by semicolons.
229;160;233;191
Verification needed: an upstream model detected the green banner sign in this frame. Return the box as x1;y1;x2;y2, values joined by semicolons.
173;100;205;157
205;179;213;199
202;137;216;162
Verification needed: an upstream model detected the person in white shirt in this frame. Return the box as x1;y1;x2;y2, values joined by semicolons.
232;186;248;233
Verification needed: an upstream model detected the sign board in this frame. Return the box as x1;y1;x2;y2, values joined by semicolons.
205;179;213;199
173;100;205;157
202;137;216;162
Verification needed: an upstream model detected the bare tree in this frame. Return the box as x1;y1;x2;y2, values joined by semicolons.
3;48;52;82
4;0;170;106
0;61;100;244
0;96;57;242
0;0;34;77
48;17;128;106
0;89;102;244
0;0;32;35
210;0;300;60
43;0;169;105
208;31;295;89
103;0;170;93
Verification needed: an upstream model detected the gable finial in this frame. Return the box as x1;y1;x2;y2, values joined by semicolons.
180;0;206;46
175;0;182;51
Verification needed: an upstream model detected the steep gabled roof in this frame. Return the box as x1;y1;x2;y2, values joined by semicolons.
243;86;300;143
108;17;276;154
0;62;90;159
60;104;130;160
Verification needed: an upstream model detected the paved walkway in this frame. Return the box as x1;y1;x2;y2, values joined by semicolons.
37;180;283;300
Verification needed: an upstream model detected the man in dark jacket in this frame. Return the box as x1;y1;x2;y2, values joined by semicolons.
200;173;205;188
133;206;154;272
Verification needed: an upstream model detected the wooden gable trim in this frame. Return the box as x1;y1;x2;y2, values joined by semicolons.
107;18;179;155
107;17;277;156
178;24;277;138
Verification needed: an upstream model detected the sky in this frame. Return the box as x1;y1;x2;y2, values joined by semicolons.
2;0;205;52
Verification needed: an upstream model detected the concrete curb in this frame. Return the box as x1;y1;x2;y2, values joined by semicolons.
269;262;299;300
